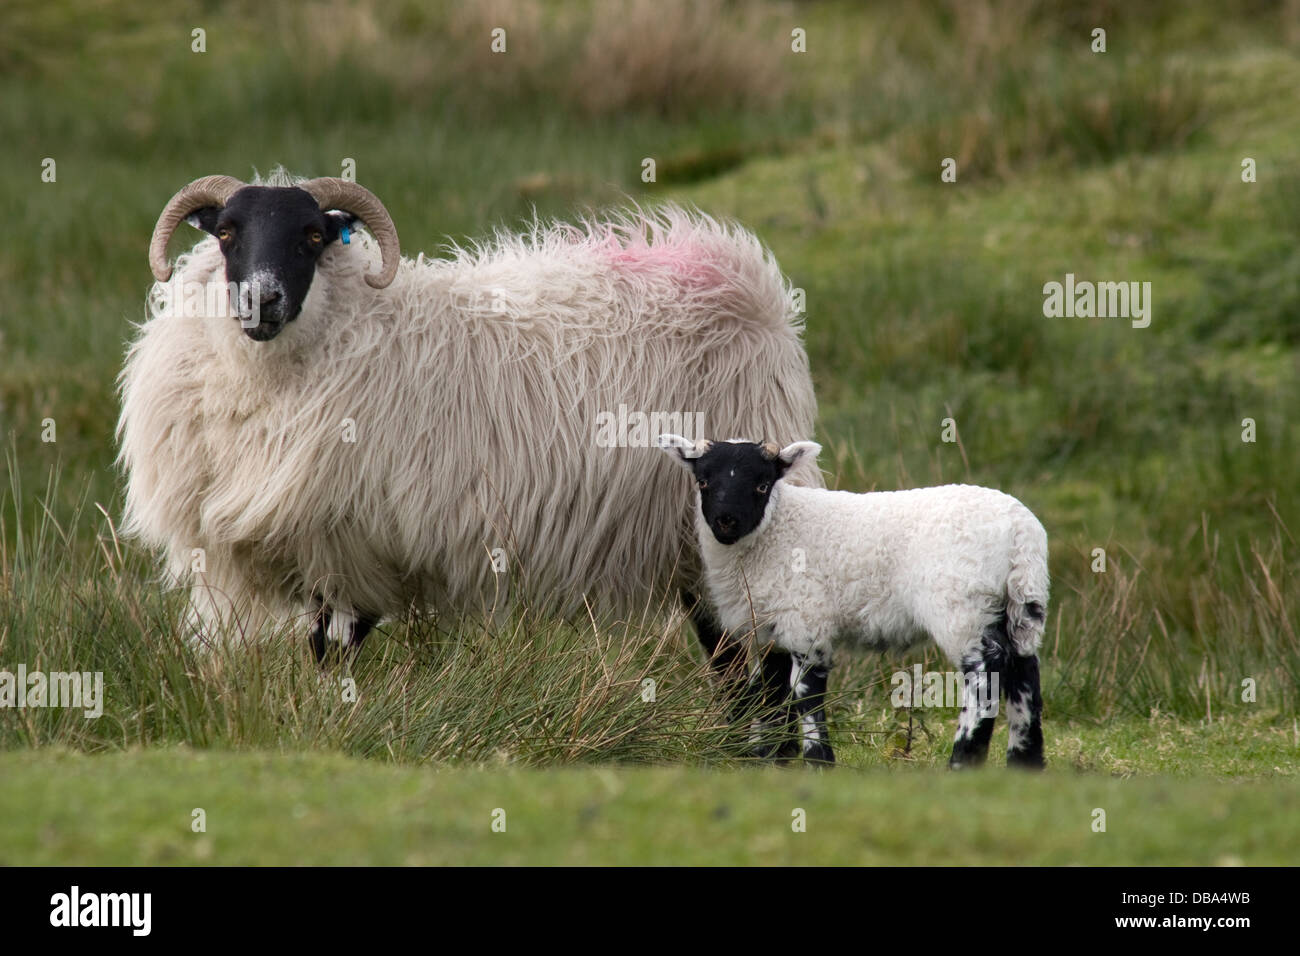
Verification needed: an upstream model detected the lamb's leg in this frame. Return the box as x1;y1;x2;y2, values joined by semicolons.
680;592;798;757
309;600;379;664
1004;652;1045;769
682;589;748;691
749;645;800;761
790;652;834;766
948;622;1008;769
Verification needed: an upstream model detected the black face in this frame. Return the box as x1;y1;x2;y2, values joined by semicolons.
687;442;790;545
187;186;354;341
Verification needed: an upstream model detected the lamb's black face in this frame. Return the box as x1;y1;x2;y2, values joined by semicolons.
688;442;788;545
186;186;353;341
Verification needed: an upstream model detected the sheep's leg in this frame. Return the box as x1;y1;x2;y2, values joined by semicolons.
1004;652;1045;769
948;623;1008;769
789;653;834;766
682;589;748;689
309;601;378;664
749;645;800;762
679;592;799;758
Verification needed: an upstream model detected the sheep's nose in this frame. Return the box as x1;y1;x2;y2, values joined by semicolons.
260;290;281;307
716;515;737;534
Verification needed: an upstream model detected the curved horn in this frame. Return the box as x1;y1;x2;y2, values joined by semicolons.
300;178;400;289
149;175;246;282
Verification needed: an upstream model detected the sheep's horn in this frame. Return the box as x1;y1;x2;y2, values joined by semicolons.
300;178;400;289
149;175;246;282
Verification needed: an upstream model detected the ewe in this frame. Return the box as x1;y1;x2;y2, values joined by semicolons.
657;435;1048;769
120;171;820;673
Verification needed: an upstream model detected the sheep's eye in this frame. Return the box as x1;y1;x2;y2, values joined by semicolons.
757;482;770;494
308;230;323;245
217;227;233;242
697;479;708;490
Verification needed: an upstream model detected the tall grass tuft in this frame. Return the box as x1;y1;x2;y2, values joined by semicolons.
4;452;1295;769
0;456;748;764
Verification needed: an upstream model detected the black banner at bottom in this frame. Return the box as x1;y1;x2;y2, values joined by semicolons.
0;866;1283;942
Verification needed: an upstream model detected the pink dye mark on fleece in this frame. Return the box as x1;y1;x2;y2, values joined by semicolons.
605;236;723;287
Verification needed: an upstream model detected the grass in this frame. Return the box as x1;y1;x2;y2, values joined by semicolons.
2;739;1295;865
3;466;1292;769
1;0;1298;864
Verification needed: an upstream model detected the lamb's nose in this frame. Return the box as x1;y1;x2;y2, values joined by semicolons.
260;290;281;307
716;516;737;534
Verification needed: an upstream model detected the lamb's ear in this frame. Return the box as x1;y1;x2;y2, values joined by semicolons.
657;434;710;470
778;440;822;473
185;207;222;236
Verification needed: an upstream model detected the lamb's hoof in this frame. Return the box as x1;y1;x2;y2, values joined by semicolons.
803;743;835;767
753;736;801;764
1007;749;1046;770
947;754;988;771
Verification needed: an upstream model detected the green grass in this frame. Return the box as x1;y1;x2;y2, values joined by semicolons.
2;0;1299;864
2;738;1293;866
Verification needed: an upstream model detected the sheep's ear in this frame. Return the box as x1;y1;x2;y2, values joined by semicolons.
778;440;821;472
657;433;710;470
323;210;358;245
185;207;222;236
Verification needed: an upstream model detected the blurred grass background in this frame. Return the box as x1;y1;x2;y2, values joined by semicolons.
5;747;1298;865
2;0;1299;809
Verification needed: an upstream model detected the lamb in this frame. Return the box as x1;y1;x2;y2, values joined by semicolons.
119;170;821;673
656;434;1049;769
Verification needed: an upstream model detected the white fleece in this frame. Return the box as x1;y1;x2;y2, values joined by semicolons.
118;176;821;645
698;482;1049;667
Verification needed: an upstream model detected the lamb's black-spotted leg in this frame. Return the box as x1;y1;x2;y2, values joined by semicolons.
1004;652;1045;769
680;591;799;757
682;590;748;708
948;620;1008;769
790;653;834;766
749;644;799;761
309;600;379;665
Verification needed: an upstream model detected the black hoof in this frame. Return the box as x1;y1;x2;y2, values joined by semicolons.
803;742;835;767
753;736;800;763
1007;749;1046;770
948;752;988;770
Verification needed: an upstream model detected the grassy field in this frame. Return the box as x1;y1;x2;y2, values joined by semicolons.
2;736;1296;866
1;0;1298;865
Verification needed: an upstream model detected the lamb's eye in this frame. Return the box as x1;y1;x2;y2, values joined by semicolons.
217;227;233;242
697;479;708;490
308;230;323;245
757;482;770;494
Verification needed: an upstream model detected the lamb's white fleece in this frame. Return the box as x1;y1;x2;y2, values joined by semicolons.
698;482;1049;667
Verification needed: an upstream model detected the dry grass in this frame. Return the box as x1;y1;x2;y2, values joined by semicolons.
570;0;786;116
274;0;786;116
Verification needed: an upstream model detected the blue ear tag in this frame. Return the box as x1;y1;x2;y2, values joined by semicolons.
341;225;351;245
